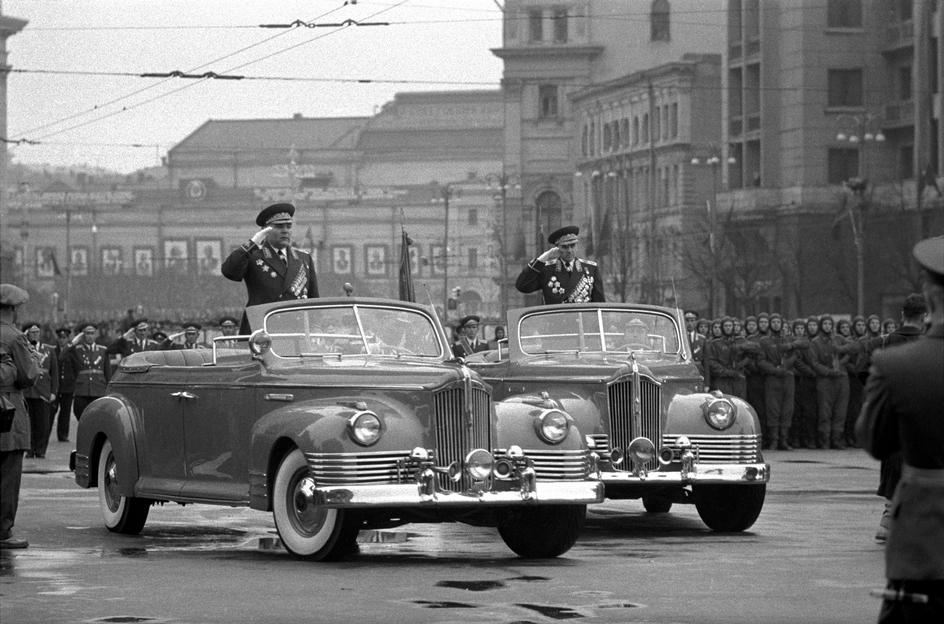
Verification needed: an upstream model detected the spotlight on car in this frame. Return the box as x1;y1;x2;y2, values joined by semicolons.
628;437;656;467
249;329;271;358
464;448;494;480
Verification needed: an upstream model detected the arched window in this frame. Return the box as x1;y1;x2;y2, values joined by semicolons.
535;190;562;242
651;0;670;42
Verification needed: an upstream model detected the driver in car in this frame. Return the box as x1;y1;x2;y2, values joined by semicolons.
618;318;651;350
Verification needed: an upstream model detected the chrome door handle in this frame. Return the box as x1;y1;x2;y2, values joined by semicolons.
171;391;197;400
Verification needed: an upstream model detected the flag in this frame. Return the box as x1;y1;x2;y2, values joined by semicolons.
398;229;415;302
49;249;62;276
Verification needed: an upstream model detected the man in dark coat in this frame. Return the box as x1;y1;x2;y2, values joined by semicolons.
1;284;41;549
21;322;58;459
452;315;490;358
64;323;111;421
516;225;605;304
106;318;160;362
221;203;319;334
856;236;944;623
52;327;74;442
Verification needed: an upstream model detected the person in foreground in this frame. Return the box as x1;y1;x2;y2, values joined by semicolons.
856;235;944;623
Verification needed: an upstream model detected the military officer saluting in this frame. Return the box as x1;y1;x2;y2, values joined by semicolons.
222;202;319;334
516;225;605;304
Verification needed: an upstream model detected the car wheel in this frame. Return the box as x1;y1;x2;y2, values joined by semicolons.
642;496;672;513
97;439;150;534
693;484;766;532
497;504;586;558
272;449;347;560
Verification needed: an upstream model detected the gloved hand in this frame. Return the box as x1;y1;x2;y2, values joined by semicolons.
536;246;560;263
250;226;273;246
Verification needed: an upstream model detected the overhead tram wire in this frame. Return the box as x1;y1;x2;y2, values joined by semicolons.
9;1;351;141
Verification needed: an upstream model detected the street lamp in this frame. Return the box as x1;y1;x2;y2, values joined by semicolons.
485;172;520;322
432;184;460;324
690;152;736;318
835;112;885;316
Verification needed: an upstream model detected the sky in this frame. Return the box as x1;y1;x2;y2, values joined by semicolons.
3;0;505;173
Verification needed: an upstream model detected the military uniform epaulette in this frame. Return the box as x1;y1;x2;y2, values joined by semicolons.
583;259;598;266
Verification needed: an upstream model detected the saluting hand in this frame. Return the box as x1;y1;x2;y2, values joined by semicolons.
250;226;273;246
537;246;561;263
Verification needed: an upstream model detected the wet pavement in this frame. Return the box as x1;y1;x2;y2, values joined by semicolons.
3;434;887;623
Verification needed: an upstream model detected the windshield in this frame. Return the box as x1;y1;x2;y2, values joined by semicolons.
517;309;681;355
264;305;444;358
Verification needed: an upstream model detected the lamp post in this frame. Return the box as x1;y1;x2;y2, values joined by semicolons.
432;184;460;323
691;153;736;318
485;172;520;322
836;112;885;317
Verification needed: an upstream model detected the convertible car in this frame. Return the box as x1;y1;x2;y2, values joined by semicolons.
72;297;603;560
465;303;769;532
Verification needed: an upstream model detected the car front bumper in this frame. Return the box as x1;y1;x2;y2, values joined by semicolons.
599;462;769;485
311;479;605;508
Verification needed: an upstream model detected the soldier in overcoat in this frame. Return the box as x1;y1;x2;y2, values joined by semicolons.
515;226;605;304
221;203;319;334
856;236;944;623
1;284;41;549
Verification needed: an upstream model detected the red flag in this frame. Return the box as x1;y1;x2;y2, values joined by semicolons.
398;229;415;302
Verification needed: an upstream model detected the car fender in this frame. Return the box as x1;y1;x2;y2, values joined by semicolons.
665;392;761;436
74;394;140;493
493;396;587;452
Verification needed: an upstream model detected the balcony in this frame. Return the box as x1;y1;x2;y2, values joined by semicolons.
884;100;914;128
882;21;914;53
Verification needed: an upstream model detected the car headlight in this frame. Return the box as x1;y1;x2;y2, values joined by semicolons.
703;398;737;430
535;408;570;444
348;410;383;446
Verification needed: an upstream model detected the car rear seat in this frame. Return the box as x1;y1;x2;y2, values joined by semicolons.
122;349;216;368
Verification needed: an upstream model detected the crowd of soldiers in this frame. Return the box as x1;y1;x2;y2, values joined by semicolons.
14;314;239;459
684;304;928;454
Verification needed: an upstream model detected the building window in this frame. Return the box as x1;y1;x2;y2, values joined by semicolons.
467;207;478;226
651;0;670;41
632;117;640;145
827;148;859;184
827;69;863;107
897;0;913;21
468;247;478;271
529;9;543;42
539;85;559;118
899;145;914;179
581;125;589;157
603;123;611;151
620;119;629;147
827;0;862;27
642;113;650;143
653;107;661;142
552;8;568;43
898;65;912;100
670;103;678;137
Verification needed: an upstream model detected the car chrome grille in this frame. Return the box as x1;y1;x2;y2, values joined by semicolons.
306;450;410;484
434;385;492;492
500;449;589;480
662;434;762;463
606;375;662;471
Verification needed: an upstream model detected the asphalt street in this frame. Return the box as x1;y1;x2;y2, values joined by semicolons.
2;431;889;624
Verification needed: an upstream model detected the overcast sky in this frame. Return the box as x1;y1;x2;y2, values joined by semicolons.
4;0;505;173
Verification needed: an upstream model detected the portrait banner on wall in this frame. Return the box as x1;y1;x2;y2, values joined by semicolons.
163;239;189;275
101;247;122;276
365;244;387;276
195;239;222;276
430;244;445;275
332;245;353;274
70;246;89;277
133;247;154;277
35;246;60;279
409;245;420;277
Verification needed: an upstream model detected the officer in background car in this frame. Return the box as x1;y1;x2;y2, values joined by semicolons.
856;236;944;623
221;202;319;334
516;225;605;304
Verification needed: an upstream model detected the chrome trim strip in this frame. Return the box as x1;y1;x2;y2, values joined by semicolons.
599;462;769;484
312;480;605;507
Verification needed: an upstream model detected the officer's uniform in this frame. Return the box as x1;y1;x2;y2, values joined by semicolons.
856;236;944;623
452;315;490;358
165;322;210;350
64;323;111;420
21;323;58;458
221;203;319;334
106;318;160;361
515;225;605;304
1;284;41;549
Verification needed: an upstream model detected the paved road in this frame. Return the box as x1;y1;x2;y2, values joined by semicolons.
2;437;888;624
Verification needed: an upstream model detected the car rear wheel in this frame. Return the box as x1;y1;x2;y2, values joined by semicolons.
273;449;349;560
98;439;150;534
642;495;672;513
497;504;586;558
693;484;766;532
